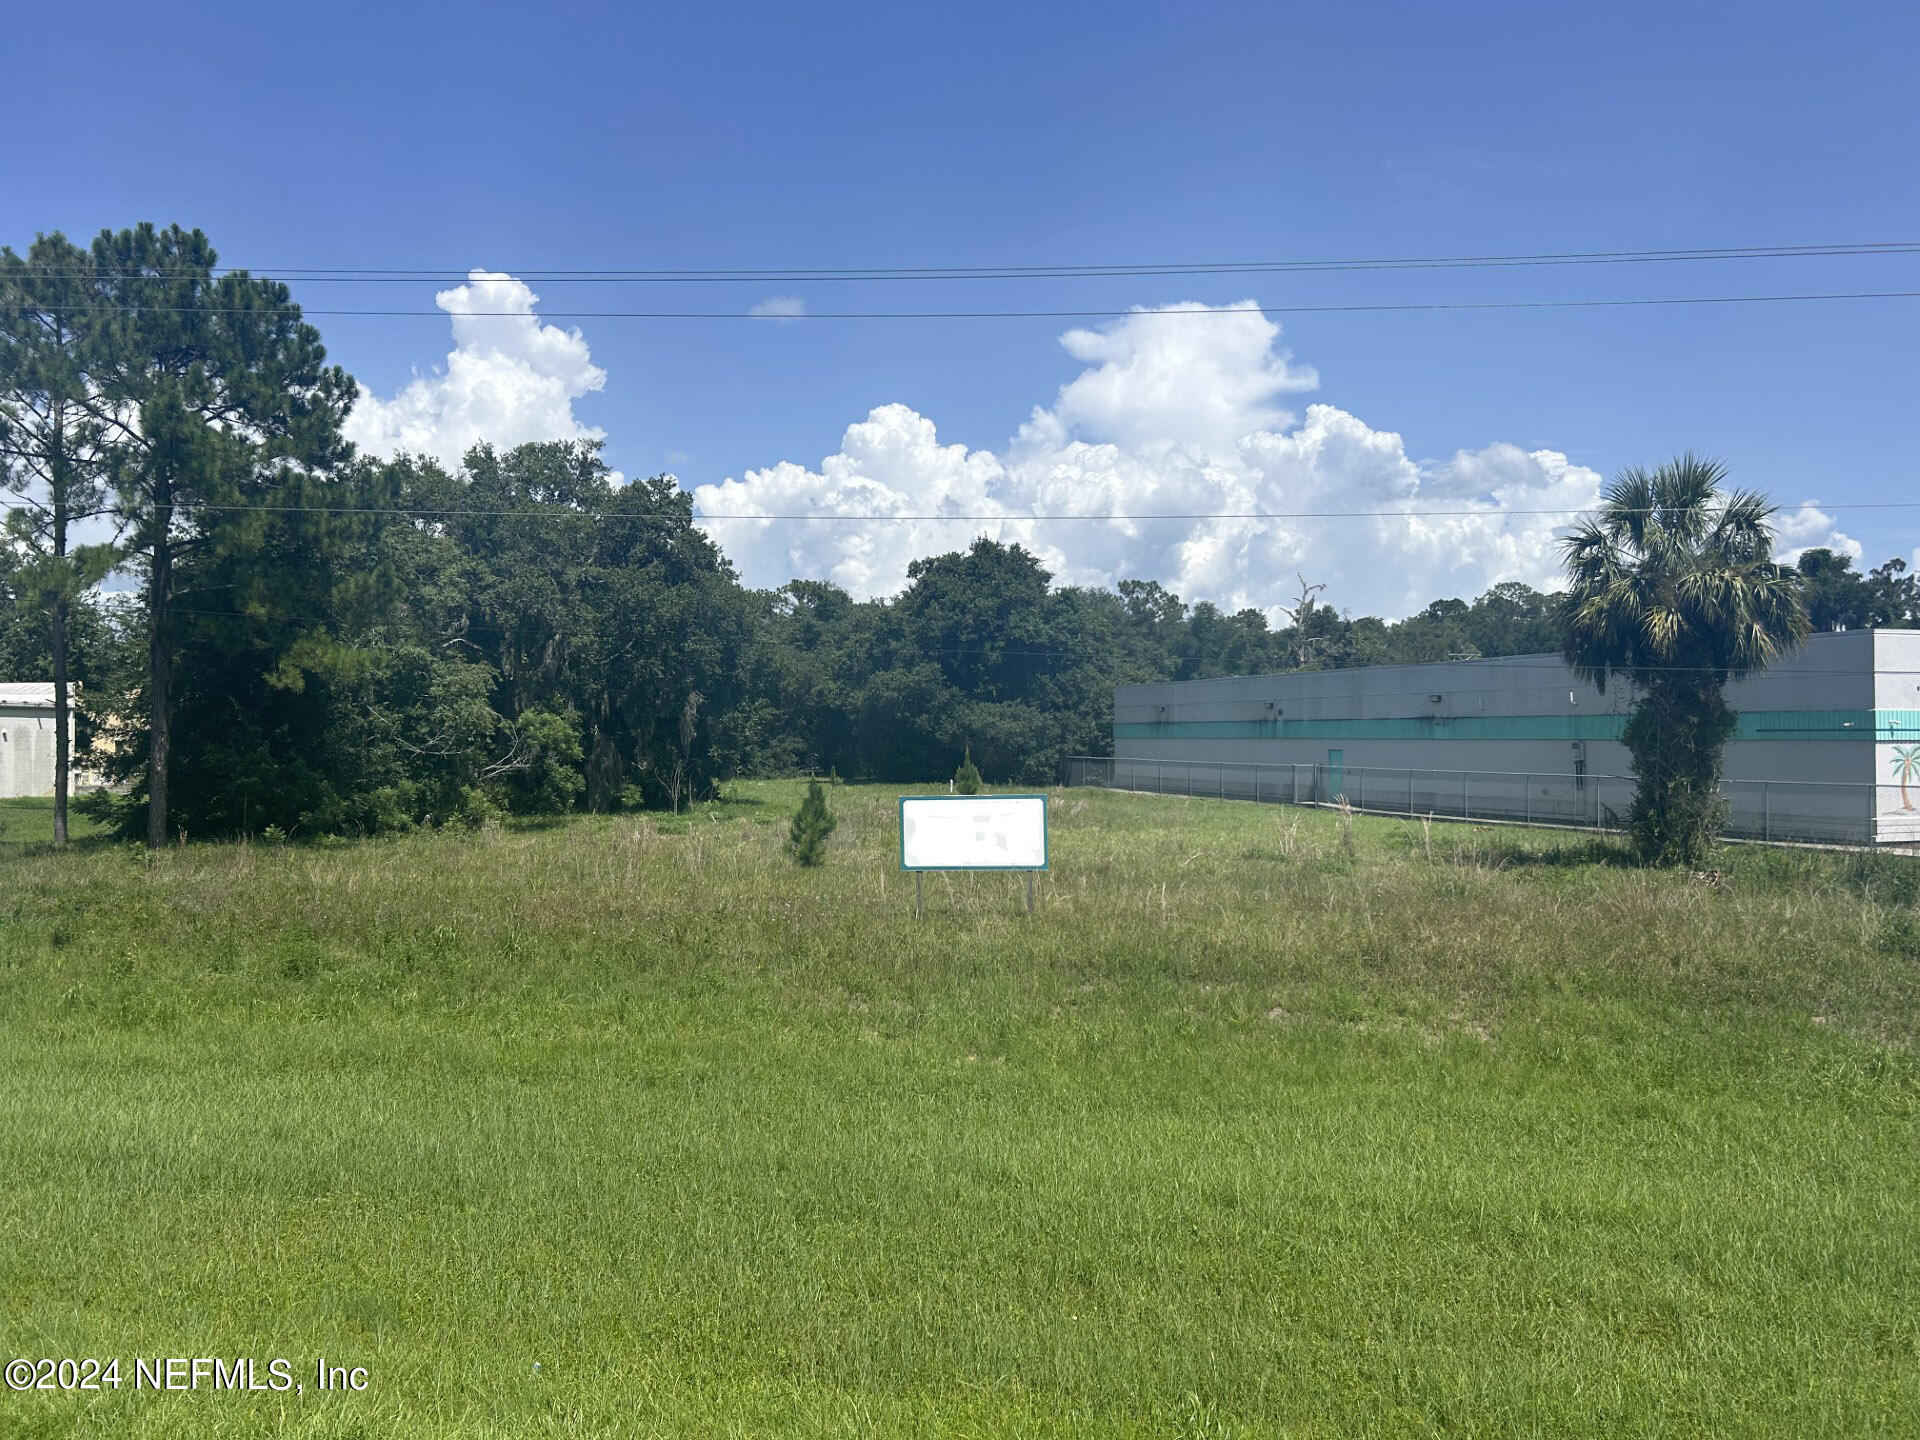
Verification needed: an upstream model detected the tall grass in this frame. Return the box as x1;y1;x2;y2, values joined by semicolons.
0;784;1915;1437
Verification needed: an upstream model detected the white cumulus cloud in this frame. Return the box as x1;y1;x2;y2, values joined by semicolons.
347;284;1862;617
344;271;606;468
695;404;1017;599
1028;302;1317;456
1774;502;1862;564
697;301;1831;619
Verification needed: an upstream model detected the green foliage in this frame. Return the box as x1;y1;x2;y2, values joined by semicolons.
391;445;750;818
94;429;749;837
786;777;836;865
743;538;1600;787
1619;680;1736;868
1562;454;1810;866
453;783;505;828
953;746;983;794
149;457;398;838
1796;547;1919;632
503;706;587;815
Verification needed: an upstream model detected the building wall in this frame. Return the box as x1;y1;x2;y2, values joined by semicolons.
1112;630;1917;844
0;705;70;799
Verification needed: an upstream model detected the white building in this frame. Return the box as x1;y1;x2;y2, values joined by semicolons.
0;684;79;799
1105;629;1920;846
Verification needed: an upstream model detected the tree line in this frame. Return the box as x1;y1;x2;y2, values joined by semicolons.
3;225;1916;845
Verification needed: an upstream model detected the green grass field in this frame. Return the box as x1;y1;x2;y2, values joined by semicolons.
1;783;1916;1437
0;796;103;853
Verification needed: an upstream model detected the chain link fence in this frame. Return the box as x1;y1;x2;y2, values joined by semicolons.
1064;755;1899;847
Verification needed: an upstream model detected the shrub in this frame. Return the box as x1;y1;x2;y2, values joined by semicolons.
953;747;983;795
787;779;837;866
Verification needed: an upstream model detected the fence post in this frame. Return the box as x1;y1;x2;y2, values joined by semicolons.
1408;771;1415;816
1463;772;1471;820
1763;782;1770;843
1356;769;1365;811
1218;766;1224;800
1524;775;1532;826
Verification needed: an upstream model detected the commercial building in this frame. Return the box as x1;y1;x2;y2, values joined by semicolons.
0;684;79;799
1104;629;1920;846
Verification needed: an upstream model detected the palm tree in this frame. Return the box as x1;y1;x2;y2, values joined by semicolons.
1892;745;1920;812
1561;453;1808;866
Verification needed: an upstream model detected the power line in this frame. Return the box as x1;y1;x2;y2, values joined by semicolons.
16;499;1919;522
35;289;1920;320
28;239;1920;283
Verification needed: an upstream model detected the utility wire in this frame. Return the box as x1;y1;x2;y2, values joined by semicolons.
11;499;1918;522
33;290;1920;320
27;239;1920;283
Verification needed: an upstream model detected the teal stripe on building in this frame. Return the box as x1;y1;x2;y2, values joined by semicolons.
1114;709;1920;744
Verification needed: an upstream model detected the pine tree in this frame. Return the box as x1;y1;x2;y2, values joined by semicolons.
80;224;356;846
953;746;983;794
787;778;836;866
0;234;116;845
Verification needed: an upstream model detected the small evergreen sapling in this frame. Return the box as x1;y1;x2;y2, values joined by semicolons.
953;747;983;794
787;779;836;866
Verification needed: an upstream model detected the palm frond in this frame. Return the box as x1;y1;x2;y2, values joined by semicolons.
1560;453;1807;689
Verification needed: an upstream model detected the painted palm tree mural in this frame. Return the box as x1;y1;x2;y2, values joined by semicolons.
1892;745;1920;812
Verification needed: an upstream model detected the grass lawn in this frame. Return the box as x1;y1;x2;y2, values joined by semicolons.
0;796;104;854
0;782;1916;1437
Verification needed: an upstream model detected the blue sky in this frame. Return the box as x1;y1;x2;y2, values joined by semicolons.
6;0;1917;615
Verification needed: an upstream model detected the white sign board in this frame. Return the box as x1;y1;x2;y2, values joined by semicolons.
900;795;1048;871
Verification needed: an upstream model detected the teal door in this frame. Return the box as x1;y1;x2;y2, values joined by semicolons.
1327;748;1344;799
